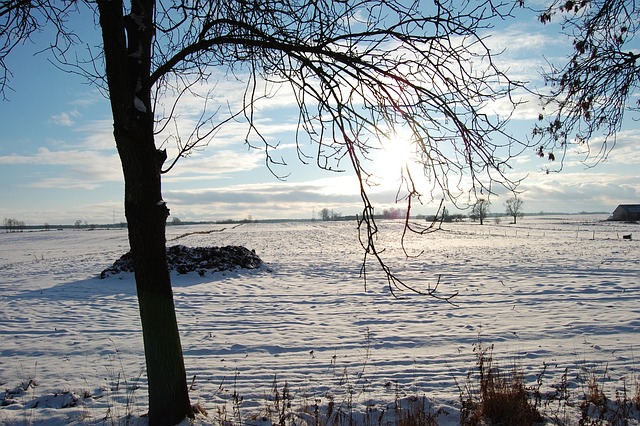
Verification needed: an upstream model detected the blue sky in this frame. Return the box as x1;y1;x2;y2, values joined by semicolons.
1;7;639;225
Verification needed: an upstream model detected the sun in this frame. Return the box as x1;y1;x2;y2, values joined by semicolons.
376;130;416;179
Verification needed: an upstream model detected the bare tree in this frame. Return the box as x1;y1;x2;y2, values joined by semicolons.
320;208;331;221
3;217;25;232
382;208;404;220
533;0;640;168
1;0;528;422
472;199;491;225
505;196;524;224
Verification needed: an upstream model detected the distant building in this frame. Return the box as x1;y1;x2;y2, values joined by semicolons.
609;204;640;221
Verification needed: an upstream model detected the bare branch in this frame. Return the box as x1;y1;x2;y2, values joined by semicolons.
533;0;640;168
147;0;525;297
1;0;531;299
0;0;84;96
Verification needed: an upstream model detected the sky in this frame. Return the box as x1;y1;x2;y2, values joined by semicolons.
1;4;639;226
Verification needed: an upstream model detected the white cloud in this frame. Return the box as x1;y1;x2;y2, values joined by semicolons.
588;130;640;166
50;110;81;127
26;176;103;190
0;143;122;189
517;171;640;213
163;175;366;219
74;120;117;151
163;148;265;180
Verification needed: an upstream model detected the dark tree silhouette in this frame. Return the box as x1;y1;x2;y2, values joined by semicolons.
505;196;524;224
533;0;640;168
472;199;491;225
1;0;528;423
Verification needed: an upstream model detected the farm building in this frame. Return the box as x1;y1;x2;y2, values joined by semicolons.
609;204;640;221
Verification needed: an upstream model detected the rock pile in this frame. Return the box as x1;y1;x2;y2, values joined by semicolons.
100;244;263;278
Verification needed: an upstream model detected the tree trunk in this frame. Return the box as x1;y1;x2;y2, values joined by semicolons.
97;0;191;423
119;126;190;424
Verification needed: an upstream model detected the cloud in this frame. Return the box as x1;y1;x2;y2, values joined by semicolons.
160;169;457;221
167;175;360;201
163;148;265;180
588;130;640;166
485;22;565;56
478;19;574;121
50;110;81;127
68;89;105;108
485;89;546;121
0;142;122;189
0;199;126;226
74;120;117;151
163;175;368;219
517;171;640;213
26;176;104;190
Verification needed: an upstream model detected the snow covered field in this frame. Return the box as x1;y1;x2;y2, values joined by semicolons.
1;215;639;425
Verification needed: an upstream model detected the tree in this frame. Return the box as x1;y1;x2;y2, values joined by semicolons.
320;208;331;221
505;196;524;224
320;208;343;221
3;218;25;232
533;0;640;167
1;0;528;423
381;208;404;220
472;199;491;225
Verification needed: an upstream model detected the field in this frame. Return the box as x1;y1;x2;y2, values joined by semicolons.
0;215;639;425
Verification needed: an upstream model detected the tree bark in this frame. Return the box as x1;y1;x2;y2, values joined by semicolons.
97;0;191;423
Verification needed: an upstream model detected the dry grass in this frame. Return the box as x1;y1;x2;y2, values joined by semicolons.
196;344;640;426
212;376;442;426
577;368;640;426
7;342;640;425
458;343;543;426
395;395;440;426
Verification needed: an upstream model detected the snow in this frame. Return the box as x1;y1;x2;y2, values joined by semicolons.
0;215;638;425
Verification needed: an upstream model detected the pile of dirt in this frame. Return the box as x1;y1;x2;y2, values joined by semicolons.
100;244;264;278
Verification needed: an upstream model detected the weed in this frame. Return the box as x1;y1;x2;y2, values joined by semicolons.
541;365;572;425
260;376;293;426
4;342;640;425
395;394;441;426
576;368;640;426
102;340;144;425
459;342;543;426
213;369;245;426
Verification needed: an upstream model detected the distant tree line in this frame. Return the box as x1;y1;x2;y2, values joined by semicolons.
433;206;467;223
326;196;524;225
319;208;343;221
4;218;25;232
380;208;403;220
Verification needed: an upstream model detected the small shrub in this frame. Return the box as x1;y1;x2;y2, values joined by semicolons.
396;395;440;426
459;343;543;426
577;369;640;426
